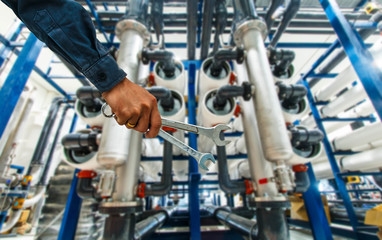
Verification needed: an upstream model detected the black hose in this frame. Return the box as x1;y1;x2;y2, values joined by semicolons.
269;0;301;48
212;0;227;54
200;0;216;60
265;0;284;32
144;133;173;196
27;98;66;175
39;105;70;186
187;0;198;60
217;135;246;194
150;0;164;42
232;0;258;26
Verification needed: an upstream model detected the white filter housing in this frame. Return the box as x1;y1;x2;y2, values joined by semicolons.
315;65;357;101
154;59;186;94
341;147;382;172
97;118;132;168
199;58;231;98
333;122;382;151
75;100;105;127
321;84;367;117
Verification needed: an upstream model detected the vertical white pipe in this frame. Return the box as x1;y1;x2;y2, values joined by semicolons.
235;62;279;197
239;23;293;163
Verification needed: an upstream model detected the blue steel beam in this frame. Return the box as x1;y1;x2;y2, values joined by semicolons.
302;163;333;240
320;0;382;120
85;0;111;45
302;80;359;238
58;114;82;240
187;63;201;240
0;34;43;139
0;22;23;68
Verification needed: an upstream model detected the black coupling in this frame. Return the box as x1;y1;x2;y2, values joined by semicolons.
209;48;244;77
276;82;307;109
268;48;295;77
141;49;176;78
147;86;175;111
61;132;99;152
213;82;254;110
76;86;103;113
289;126;324;148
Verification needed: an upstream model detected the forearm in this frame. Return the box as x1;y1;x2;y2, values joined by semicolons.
1;0;126;92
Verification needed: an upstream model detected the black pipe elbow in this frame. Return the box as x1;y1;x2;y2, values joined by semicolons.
269;48;295;77
213;82;253;110
294;171;310;193
147;86;175;111
76;86;103;113
61;132;99;151
290;127;324;147
210;48;244;77
277;82;307;109
76;177;101;200
141;49;176;78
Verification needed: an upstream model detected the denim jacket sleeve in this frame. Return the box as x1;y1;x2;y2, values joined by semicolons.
1;0;126;92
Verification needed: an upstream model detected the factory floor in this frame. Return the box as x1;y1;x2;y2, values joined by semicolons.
290;227;350;240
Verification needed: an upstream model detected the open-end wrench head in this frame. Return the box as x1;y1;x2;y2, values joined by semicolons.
212;124;231;146
199;153;216;171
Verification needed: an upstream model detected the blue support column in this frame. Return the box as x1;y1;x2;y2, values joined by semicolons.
302;163;333;240
320;0;382;119
187;63;201;240
302;80;359;238
58;114;82;240
0;34;43;138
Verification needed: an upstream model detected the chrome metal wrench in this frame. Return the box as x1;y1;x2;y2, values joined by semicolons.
161;118;230;146
158;129;215;170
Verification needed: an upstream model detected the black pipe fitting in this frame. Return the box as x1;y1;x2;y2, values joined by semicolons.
76;177;101;200
213;82;253;110
276;82;307;110
209;48;244;77
269;48;295;78
147;86;175;111
141;49;176;78
294;171;310;193
289;126;324;147
76;86;103;113
61;132;99;153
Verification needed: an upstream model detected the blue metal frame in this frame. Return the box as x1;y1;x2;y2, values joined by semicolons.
0;34;43;138
320;0;382;120
187;63;201;240
58;114;82;240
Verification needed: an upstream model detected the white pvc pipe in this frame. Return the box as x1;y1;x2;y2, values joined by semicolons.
23;186;45;209
154;59;186;94
199;57;231;98
321;84;367;117
235;62;279;197
300;115;316;129
240;22;293;163
341;147;382;172
316;65;357;101
0;210;22;233
324;100;375;133
312;160;335;180
333;122;382;151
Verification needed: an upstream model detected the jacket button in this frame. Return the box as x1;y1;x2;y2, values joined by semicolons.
97;72;107;81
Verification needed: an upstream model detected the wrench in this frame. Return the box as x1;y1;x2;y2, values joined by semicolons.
158;129;215;170
161;118;230;146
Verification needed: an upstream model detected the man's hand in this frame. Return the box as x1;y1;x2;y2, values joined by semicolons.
102;78;161;138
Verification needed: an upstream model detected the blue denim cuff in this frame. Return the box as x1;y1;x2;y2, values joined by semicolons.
83;53;126;92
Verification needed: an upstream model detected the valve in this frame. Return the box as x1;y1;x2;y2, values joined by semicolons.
62;132;100;154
